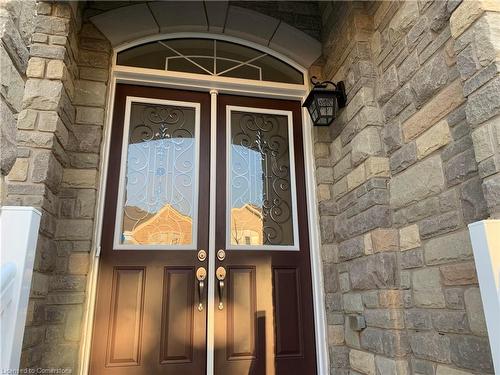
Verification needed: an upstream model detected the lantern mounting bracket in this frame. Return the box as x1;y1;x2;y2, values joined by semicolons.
309;76;347;108
302;76;348;126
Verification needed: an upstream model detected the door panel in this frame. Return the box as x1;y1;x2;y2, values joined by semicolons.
274;267;303;358
227;267;256;359
106;267;145;367
90;85;210;375
160;267;195;364
215;95;317;375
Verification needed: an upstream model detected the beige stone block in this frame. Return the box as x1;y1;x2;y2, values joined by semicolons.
350;349;375;375
332;176;347;199
317;184;331;202
17;109;38;130
402;80;464;142
364;233;373;255
347;164;366;191
68;253;90;275
74;80;106;106
416;120;452;159
424;230;473;265
329;136;342;164
365;157;390;179
375;356;409;375
388;0;419;42
464;287;487;336
316;167;334;184
62;169;97;188
46;59;66;80
436;365;475;375
371;228;399;252
390;155;445;209
351;127;382;165
314;143;329;158
26;57;45;78
7;158;29;181
471;124;495;162
450;0;500;38
55;219;93;240
440;262;478;285
378;290;405;308
399;224;420;251
328;325;344;345
413;268;446;308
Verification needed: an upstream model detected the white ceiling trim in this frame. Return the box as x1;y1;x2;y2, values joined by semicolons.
90;2;321;68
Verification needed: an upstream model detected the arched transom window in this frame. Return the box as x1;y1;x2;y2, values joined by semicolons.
116;38;304;85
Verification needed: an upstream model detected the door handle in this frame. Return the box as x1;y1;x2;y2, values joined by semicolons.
216;266;226;310
196;267;206;311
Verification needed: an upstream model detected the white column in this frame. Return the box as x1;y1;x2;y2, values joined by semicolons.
206;89;218;375
0;206;41;370
468;220;500;374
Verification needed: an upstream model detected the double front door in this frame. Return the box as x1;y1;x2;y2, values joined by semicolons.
90;84;317;375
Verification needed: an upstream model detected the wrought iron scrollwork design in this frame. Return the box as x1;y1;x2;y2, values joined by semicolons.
231;112;293;246
130;105;193;143
122;103;196;246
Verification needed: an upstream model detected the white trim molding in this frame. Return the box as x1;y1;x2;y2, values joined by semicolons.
468;220;500;374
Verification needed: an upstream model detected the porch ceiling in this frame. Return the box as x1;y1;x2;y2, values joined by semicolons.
88;1;322;68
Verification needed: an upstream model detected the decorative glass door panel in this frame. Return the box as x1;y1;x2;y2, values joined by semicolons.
91;85;210;375
215;95;317;375
115;97;200;249
227;107;299;250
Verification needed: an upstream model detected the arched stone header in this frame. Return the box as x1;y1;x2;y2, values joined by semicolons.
90;2;321;68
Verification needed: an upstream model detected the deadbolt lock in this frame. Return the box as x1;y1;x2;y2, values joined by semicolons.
217;249;226;261
197;249;207;262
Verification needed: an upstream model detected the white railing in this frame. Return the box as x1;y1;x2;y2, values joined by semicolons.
0;206;41;371
468;220;500;374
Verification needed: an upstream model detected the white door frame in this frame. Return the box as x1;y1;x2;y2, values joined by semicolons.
79;33;328;375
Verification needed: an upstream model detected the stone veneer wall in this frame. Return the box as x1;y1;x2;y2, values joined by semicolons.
4;1;112;369
0;1;36;196
314;1;498;374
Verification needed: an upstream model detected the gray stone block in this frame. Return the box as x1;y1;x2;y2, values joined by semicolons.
349;253;397;290
466;76;500;125
418;211;461;239
405;309;432;330
460;177;488;223
409;332;451;363
412;52;449;107
401;248;424;269
450;335;493;372
338;236;365;261
444;149;478;187
390;142;417;174
430;310;469;333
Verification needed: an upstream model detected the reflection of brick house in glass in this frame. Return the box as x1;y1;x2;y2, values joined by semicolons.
123;205;193;245
230;204;263;245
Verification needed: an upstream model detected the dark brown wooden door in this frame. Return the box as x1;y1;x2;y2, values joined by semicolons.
91;86;317;375
214;95;317;375
90;84;211;375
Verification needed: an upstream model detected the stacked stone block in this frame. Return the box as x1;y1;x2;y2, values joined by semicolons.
0;0;35;198
4;2;111;369
315;1;495;374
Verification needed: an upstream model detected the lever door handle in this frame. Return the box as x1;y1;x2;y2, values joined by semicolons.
196;267;207;311
216;266;226;310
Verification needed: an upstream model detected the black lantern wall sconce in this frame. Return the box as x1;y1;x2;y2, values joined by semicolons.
303;76;347;126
